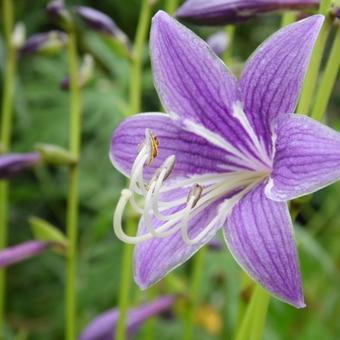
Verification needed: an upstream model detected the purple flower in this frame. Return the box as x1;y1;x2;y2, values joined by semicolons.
207;31;229;57
20;31;68;56
0;241;49;268
79;296;175;340
76;6;129;44
176;0;319;25
0;152;40;179
110;12;331;308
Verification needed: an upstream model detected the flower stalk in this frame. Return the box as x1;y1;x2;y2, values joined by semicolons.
311;24;340;121
297;2;333;114
223;25;235;64
129;0;154;115
65;23;82;340
116;1;154;338
280;12;297;27
183;246;207;340
165;0;179;15
0;0;16;334
234;284;270;340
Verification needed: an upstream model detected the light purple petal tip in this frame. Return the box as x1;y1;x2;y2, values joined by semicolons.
176;0;319;25
0;241;49;268
266;114;340;201
224;183;305;308
207;31;229;57
79;296;175;340
0;152;41;179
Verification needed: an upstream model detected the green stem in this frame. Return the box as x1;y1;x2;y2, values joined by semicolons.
129;0;153;115
115;220;135;340
165;0;179;15
65;27;81;340
297;15;332;114
183;247;207;340
0;0;16;335
223;25;236;65
311;25;340;121
280;12;297;27
234;284;270;340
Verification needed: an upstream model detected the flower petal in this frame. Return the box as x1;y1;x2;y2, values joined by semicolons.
239;15;323;155
134;188;228;288
176;0;319;25
224;182;304;308
150;11;262;162
110;113;248;180
266;114;340;201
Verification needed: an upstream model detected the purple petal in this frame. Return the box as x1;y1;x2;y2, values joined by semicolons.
0;152;41;179
134;187;226;289
224;182;304;308
110;113;246;180
79;296;175;340
239;15;323;156
176;0;319;25
266;114;340;201
0;241;49;268
150;11;263;162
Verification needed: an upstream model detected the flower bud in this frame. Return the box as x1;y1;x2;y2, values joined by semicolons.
0;153;41;179
176;0;319;25
20;31;68;56
207;31;229;57
12;22;26;49
0;241;49;268
35;143;77;165
61;54;94;91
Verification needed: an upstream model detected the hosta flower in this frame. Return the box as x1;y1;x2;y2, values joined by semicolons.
109;12;337;308
79;296;174;340
176;0;319;25
0;152;41;179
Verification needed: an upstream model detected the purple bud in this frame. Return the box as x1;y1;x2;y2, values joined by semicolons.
76;6;129;43
207;31;229;57
0;152;41;179
336;8;340;19
47;0;65;19
79;296;175;340
176;0;319;25
20;31;68;56
0;241;49;268
207;239;223;251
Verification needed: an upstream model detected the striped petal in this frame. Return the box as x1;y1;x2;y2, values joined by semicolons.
224;182;304;308
176;0;319;25
134;187;228;289
110;113;249;181
239;15;323;155
151;11;266;164
266;114;340;201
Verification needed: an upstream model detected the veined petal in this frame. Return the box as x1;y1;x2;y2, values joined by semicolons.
151;11;264;163
239;15;323;155
110;113;249;180
176;0;319;25
134;188;229;289
266;114;340;201
224;182;304;308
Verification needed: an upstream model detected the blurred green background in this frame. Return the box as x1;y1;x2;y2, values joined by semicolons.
0;0;340;339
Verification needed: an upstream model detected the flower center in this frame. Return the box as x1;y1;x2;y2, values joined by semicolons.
113;129;269;246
